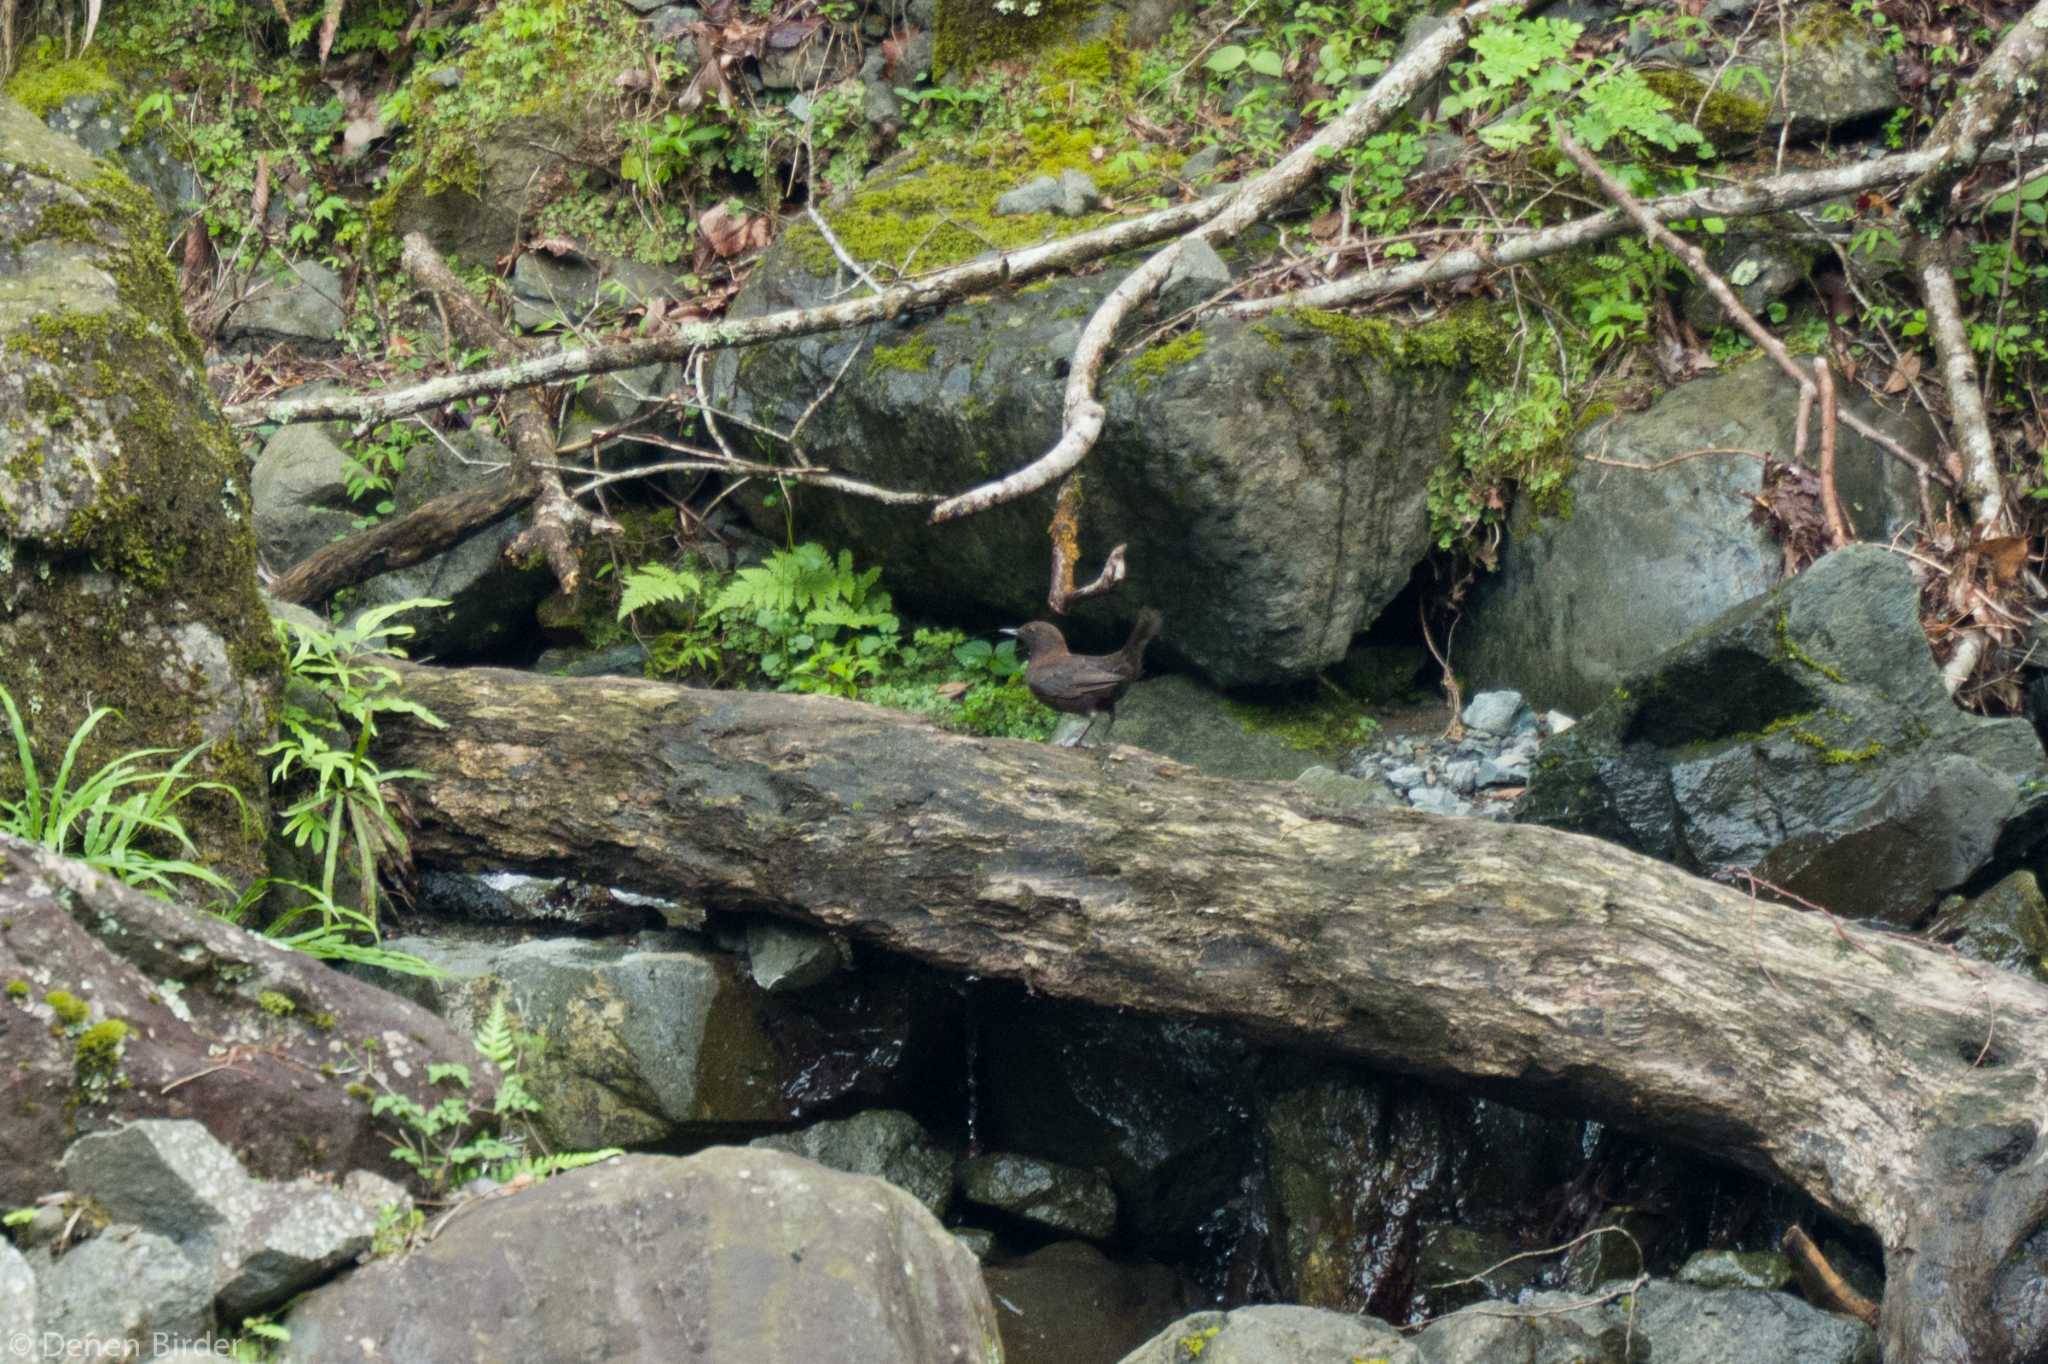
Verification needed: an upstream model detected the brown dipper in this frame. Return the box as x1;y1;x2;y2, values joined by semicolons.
1004;609;1162;748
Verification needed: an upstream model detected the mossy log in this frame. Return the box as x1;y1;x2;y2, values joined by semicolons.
380;663;2048;1363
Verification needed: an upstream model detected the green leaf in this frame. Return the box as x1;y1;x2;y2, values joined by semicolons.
1205;45;1247;74
1246;48;1285;77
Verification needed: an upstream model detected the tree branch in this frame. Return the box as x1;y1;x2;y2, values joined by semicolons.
926;0;1530;524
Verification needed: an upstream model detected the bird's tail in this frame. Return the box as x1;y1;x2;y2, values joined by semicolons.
1120;608;1163;664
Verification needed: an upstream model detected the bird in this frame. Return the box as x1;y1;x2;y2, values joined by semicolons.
1004;609;1162;749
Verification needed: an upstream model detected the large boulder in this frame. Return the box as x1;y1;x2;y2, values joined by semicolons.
277;1148;1003;1363
361;932;943;1147
0;95;275;874
983;1241;1197;1364
0;834;484;1206
1461;360;1933;715
1518;545;2048;923
710;197;1474;686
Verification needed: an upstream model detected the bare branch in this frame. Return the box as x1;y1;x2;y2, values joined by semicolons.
1815;357;1854;549
927;0;1531;524
1899;0;2048;237
1556;131;1951;490
1917;241;2009;535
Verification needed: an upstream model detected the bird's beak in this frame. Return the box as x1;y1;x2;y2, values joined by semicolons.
999;627;1018;637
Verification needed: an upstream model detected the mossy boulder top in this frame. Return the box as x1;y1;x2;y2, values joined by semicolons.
0;95;274;877
710;166;1483;686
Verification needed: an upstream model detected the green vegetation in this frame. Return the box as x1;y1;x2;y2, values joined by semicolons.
615;543;1055;739
0;683;248;901
213;601;448;977
366;999;621;1197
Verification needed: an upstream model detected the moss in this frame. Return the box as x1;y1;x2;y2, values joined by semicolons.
1787;729;1885;764
1788;4;1861;47
868;334;939;376
73;1018;130;1097
43;990;89;1028
345;1082;376;1102
1225;692;1377;753
1125;330;1207;391
934;0;1095;77
1285;304;1504;374
788;126;1167;276
1774;610;1847;683
4;49;121;117
1640;68;1769;146
5;980;29;999
257;990;296;1017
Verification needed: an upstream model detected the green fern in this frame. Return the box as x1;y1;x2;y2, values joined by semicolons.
616;563;706;621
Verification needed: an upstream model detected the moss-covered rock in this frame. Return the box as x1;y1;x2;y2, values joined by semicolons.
0;95;275;880
711;179;1475;687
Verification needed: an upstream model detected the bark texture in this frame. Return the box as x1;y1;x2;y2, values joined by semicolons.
379;664;2048;1363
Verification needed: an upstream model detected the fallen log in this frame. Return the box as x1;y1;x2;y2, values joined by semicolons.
378;663;2048;1363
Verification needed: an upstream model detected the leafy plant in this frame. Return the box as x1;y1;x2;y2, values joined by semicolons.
368;998;620;1194
708;542;900;689
0;685;246;901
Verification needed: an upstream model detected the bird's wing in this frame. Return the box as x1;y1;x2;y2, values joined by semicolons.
1043;661;1132;705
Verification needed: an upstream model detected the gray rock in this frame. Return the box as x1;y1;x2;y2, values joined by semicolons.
1119;1305;1418;1364
959;1152;1118;1240
278;1149;1002;1363
341;1169;413;1222
648;4;702;42
1409;784;1472;816
1461;689;1527;737
41;92;202;222
387;110;580;266
360;933;925;1147
1614;1280;1875;1364
61;1120;375;1319
1178;145;1225;183
1413;1289;1632;1362
1677;1248;1796;1291
30;1227;213;1350
620;0;669;11
1683;231;1820;333
1930;869;2048;984
712;189;1468;685
1294;765;1405;811
61;1121;252;1244
759;28;848;90
251;418;356;569
510;250;602;329
995;175;1065;216
1071;674;1340;778
0;1240;33;1344
750;1109;954;1216
343;428;553;659
1753;24;1901;141
1519;545;2048;923
952;1226;997;1260
220;260;349;350
1462;360;1936;713
533;640;655;678
1385;763;1427;788
1157;238;1232;313
1475;757;1528;787
1442;757;1481;795
985;1241;1195;1364
1412;1223;1540;1311
746;919;844;991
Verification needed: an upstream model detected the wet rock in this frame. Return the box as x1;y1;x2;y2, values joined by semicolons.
984;1241;1197;1364
1519;545;2048;923
1461;361;1934;714
1677;1248;1795;1291
412;868;680;933
750;1109;955;1217
1413;1223;1541;1310
747;919;845;991
1929;869;2048;984
28;1226;213;1352
0;837;482;1208
1682;231;1821;333
277;1149;1002;1364
976;1001;1256;1258
710;202;1469;686
953;1227;998;1260
363;933;931;1147
759;26;849;90
219;259;349;351
1119;1305;1417;1364
533;640;654;678
1614;1280;1875;1364
959;1153;1118;1240
250;417;357;568
1412;1290;1633;1363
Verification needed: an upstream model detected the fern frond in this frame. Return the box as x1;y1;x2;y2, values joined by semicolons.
617;564;706;621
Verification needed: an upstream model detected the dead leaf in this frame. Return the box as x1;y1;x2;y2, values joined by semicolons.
1307;210;1344;242
251;154;273;241
318;0;344;64
700;202;768;258
1974;536;2030;586
527;236;586;259
1882;350;1921;394
935;681;973;702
